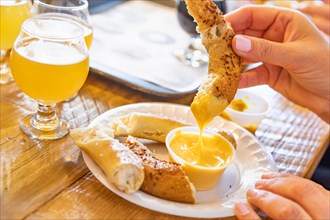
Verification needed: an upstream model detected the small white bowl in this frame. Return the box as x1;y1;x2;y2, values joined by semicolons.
222;90;270;133
165;126;236;191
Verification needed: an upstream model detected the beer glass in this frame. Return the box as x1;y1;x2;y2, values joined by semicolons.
0;0;31;84
31;0;93;49
10;17;89;140
174;0;227;68
31;0;92;101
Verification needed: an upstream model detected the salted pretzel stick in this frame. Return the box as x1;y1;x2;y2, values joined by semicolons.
186;0;242;129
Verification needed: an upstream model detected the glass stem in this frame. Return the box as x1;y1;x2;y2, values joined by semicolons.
31;103;60;131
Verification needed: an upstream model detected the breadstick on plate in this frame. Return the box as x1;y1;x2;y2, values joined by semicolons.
185;0;242;129
71;127;144;193
111;112;188;143
123;136;196;203
111;112;237;147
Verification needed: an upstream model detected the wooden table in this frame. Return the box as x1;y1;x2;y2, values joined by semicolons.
1;71;329;220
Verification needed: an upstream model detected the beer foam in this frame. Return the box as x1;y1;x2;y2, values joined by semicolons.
24;18;83;40
17;40;87;65
0;0;27;6
37;13;93;37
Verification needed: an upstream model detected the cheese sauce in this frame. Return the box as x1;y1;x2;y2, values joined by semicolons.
169;130;233;167
190;91;228;130
168;88;235;190
168;128;234;190
229;99;249;112
190;90;229;147
221;99;257;133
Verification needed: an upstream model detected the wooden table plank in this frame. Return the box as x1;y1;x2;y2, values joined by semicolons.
255;94;329;177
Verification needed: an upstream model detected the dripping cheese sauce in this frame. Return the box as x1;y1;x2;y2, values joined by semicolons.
169;130;233;167
167;91;235;190
170;91;232;168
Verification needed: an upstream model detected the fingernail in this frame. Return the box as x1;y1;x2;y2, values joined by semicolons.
255;180;265;189
247;188;258;197
235;202;250;216
235;35;251;52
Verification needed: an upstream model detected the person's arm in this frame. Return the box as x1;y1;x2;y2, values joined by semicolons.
225;6;330;123
234;173;330;220
224;6;330;219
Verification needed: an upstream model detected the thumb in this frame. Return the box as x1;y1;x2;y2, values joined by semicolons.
233;35;290;67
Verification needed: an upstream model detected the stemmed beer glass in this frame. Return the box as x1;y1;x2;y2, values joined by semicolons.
31;0;92;101
174;0;227;68
31;0;93;49
10;17;89;140
0;0;31;84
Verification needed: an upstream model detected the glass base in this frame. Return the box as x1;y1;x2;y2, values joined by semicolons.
20;114;70;140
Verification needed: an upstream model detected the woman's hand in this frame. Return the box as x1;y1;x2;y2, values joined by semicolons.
225;6;330;123
299;0;330;36
234;173;330;220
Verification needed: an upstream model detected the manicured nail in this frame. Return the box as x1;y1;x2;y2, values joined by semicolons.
235;202;250;216
247;188;258;197
235;35;251;52
255;180;265;189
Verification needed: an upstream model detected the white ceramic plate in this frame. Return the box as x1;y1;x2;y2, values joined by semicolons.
83;102;277;218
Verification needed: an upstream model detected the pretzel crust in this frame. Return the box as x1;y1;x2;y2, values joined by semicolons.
186;0;242;127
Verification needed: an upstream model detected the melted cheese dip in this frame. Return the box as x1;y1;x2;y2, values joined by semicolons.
169;130;233;167
190;91;228;130
229;99;249;112
168;129;234;190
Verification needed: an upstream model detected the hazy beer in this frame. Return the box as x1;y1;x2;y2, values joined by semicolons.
10;17;89;140
11;39;89;104
0;0;31;50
